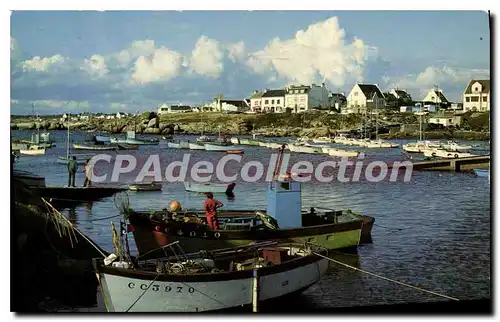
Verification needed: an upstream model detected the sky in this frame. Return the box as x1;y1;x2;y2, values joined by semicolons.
10;10;491;115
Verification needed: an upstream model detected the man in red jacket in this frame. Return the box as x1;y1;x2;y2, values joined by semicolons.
204;192;223;230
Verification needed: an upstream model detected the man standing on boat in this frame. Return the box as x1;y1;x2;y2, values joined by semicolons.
67;156;77;187
204;192;223;230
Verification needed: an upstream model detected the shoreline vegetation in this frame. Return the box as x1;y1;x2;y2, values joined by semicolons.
10;111;490;141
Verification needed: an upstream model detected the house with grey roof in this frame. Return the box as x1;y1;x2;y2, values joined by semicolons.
345;83;386;114
262;89;286;113
249;90;264;112
462;79;490;112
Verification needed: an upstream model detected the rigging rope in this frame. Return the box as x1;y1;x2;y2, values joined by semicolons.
313;252;459;302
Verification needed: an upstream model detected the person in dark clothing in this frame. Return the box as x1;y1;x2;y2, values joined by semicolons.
203;192;223;230
67;156;77;187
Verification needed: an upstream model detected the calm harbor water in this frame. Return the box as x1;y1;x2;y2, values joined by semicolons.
12;130;491;311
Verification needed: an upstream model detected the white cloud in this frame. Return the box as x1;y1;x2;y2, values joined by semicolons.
246;17;371;88
21;55;66;72
131;47;183;84
110;102;127;109
81;54;109;78
116;40;157;67
227;41;246;62
188;36;223;78
384;66;490;100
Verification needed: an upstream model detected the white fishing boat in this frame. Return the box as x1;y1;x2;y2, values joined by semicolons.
19;145;46;156
204;143;239;152
93;242;329;312
72;143;118;151
440;141;473;152
312;137;332;144
423;148;477;159
322;147;360;157
168;141;189;149
288;144;322;154
196;135;213;143
183;181;235;194
364;140;399;148
188;142;206;150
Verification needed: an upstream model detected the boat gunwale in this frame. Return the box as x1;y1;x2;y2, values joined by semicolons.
93;245;327;283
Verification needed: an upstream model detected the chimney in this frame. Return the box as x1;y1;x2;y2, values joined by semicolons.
254;90;258;94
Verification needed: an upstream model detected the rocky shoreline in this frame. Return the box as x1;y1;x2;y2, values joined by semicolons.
10;111;490;141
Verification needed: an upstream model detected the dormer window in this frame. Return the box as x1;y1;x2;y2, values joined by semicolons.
475;87;479;92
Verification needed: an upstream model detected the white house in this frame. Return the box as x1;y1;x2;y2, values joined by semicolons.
345;83;386;114
261;89;286;113
422;88;450;108
429;114;463;127
157;104;193;115
284;84;330;113
204;98;250;113
116;112;129;119
463;79;490;112
249;90;263;112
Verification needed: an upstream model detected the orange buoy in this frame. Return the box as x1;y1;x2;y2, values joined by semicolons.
169;200;182;212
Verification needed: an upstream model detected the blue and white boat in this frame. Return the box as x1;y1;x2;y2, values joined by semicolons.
473;168;490;177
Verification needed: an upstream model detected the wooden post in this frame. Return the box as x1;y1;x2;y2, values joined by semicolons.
252;267;260;312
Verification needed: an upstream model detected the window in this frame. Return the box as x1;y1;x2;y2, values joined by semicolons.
474;87;479;92
265;100;269;104
277;99;280;104
471;96;479;102
300;89;305;93
431;96;435;100
466;97;471;102
354;92;358;96
483;96;488;102
449;119;453;123
271;99;275;104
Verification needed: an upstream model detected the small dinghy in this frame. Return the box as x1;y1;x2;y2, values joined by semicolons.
93;241;329;312
129;182;163;192
184;181;236;194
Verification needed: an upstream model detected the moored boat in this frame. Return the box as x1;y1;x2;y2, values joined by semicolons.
73;143;118;151
129;182;163;192
423;148;477;159
127;176;373;257
440;141;473;152
288;144;322;154
204;143;239;152
183;181;236;194
323;147;359;157
188;142;206;150
473;168;489;177
168;141;190;149
117;143;140;150
312;137;332;144
19;145;46;156
93;241;329;312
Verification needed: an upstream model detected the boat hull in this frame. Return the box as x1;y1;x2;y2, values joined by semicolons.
128;211;365;257
94;251;329;312
129;183;163;191
19;148;46;155
73;144;117;151
183;182;230;193
204;144;239;151
188;143;206;150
